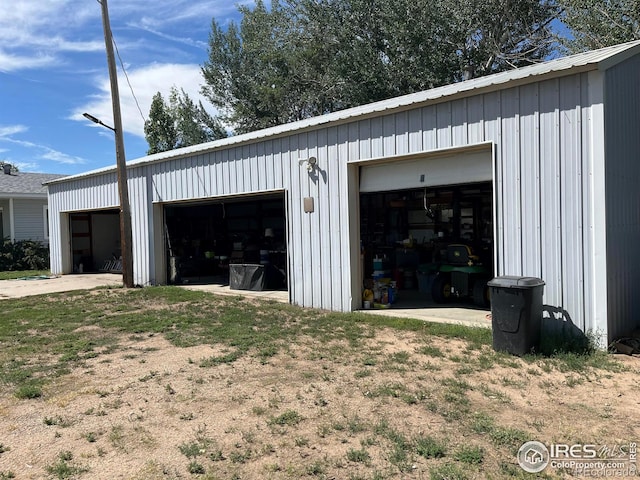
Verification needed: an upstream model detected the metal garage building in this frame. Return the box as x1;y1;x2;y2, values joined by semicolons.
47;41;640;346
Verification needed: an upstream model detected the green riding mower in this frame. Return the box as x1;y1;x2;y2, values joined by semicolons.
431;244;491;307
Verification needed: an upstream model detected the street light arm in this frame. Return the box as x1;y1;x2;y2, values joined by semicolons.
82;112;116;132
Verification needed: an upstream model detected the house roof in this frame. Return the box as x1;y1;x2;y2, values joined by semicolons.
0;171;67;198
46;39;640;186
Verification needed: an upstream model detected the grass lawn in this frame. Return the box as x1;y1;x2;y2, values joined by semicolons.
0;286;637;479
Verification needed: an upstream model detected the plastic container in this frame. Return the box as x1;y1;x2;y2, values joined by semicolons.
487;276;545;355
229;264;266;291
417;264;437;294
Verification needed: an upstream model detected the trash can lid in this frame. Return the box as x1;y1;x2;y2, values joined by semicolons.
487;276;545;288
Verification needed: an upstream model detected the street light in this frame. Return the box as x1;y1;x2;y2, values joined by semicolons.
82;112;115;132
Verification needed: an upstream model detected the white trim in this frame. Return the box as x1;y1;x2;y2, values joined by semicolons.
9;197;14;242
0;194;47;200
43;205;50;241
491;143;499;276
587;71;609;347
347;142;493;166
60;206;120;214
152;187;287;205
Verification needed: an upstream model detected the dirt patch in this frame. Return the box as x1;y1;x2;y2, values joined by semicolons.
1;331;639;479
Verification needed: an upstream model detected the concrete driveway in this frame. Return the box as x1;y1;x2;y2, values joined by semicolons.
0;273;123;299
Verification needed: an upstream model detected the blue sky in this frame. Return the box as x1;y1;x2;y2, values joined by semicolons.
0;0;249;175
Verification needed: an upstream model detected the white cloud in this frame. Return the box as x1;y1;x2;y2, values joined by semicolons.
12;161;41;172
124;1;242;28
0;1;241;73
0;1;98;47
0;125;28;138
0;126;86;166
0;51;58;72
73;63;215;138
125;22;208;50
39;148;87;165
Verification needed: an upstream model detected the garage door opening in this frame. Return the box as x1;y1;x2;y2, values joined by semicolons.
360;182;493;310
69;210;122;273
164;193;288;292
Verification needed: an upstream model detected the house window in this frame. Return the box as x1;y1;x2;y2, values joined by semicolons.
43;206;49;240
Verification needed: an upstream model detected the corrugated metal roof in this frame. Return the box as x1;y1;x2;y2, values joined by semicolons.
0;171;66;197
47;40;640;185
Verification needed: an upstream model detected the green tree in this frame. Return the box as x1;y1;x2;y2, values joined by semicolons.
559;0;640;52
202;0;340;133
201;0;560;133
169;88;227;148
144;88;227;155
144;92;177;155
437;0;560;79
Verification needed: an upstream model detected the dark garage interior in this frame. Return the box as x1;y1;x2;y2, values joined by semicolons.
69;210;122;273
164;193;287;290
360;182;493;309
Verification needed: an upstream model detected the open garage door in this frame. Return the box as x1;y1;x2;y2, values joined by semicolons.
360;149;492;193
163;192;288;291
69;210;121;273
359;150;493;312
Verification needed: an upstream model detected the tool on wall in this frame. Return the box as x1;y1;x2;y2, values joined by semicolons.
423;188;435;220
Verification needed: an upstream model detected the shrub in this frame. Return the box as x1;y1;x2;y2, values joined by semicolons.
0;239;49;271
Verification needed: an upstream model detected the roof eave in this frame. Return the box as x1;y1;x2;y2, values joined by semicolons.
0;193;48;200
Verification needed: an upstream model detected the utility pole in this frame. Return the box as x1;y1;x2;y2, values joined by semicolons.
98;0;134;288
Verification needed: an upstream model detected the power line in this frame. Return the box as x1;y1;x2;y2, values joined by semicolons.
97;0;147;125
113;37;147;125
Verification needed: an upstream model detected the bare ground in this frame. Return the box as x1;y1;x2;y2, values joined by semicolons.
1;327;639;479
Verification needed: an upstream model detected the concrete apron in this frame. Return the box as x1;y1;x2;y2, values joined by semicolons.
181;284;490;329
176;283;290;303
361;305;491;329
0;275;490;329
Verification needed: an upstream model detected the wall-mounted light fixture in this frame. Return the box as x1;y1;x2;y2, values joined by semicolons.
298;156;317;172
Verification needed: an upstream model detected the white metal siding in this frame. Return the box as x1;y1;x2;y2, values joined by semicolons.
129;167;151;286
13;199;47;242
604;54;640;341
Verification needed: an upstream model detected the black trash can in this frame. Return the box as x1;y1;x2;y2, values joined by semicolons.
487;276;545;355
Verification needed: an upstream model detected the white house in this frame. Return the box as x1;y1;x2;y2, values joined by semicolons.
46;41;640;346
0;166;65;244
